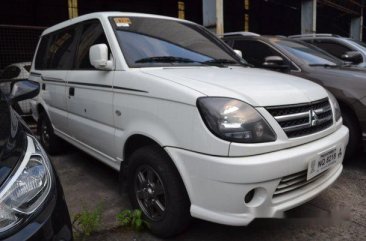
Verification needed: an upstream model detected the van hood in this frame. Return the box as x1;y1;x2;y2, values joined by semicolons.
141;67;328;107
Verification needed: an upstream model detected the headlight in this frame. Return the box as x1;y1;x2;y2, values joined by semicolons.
197;97;276;143
327;91;341;122
0;135;53;232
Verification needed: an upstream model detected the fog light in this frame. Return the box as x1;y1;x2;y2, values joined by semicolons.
244;189;255;204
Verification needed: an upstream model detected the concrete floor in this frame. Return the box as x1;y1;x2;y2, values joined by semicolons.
50;143;366;241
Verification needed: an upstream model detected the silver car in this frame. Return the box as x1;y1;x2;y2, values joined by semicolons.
290;34;366;68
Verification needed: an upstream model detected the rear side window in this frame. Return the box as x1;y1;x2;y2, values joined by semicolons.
309;40;352;59
23;65;31;72
74;20;109;70
48;29;77;69
35;27;78;70
233;40;279;67
35;36;50;69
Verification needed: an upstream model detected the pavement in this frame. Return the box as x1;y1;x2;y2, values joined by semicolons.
49;141;366;241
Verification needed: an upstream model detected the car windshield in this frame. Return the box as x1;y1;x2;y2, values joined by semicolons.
111;16;244;67
272;39;343;66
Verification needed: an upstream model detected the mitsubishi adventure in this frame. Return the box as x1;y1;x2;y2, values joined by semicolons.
29;12;349;237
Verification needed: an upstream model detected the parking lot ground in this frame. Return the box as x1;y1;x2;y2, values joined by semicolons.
50;141;366;241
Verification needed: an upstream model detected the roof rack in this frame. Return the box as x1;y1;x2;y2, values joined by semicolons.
222;31;260;37
289;33;340;38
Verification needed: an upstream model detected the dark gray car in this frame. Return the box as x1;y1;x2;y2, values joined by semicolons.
289;34;366;68
223;33;366;158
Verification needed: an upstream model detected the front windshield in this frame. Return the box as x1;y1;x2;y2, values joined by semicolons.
272;39;343;66
111;16;243;67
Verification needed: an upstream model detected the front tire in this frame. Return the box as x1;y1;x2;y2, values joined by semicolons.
127;145;191;238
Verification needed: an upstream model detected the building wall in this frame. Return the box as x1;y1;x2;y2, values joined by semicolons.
0;0;365;68
0;0;181;69
248;0;301;35
0;0;68;27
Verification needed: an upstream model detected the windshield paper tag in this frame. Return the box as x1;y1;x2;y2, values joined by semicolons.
114;17;131;27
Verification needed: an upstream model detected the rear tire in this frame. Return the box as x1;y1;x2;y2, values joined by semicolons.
127;145;191;238
38;112;60;155
342;110;361;160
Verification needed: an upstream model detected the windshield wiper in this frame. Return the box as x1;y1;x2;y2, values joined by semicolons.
135;56;197;64
135;56;246;67
203;59;238;65
308;63;338;67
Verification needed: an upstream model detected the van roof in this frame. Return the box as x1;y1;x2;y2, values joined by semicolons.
42;12;191;36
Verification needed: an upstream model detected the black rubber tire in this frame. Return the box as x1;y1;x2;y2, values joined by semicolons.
342;110;361;160
38;112;60;155
127;145;191;238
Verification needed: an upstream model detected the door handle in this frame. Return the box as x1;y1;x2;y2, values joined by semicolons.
69;87;75;96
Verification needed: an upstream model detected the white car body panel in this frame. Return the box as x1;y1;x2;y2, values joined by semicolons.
66;70;116;158
40;71;68;130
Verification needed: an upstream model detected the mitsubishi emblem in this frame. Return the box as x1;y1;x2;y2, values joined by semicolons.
310;110;319;126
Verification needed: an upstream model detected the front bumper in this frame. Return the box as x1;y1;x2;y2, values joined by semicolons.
165;125;349;226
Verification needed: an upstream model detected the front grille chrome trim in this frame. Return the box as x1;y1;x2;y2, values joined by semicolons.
266;98;333;138
314;105;332;114
275;112;309;122
283;122;311;132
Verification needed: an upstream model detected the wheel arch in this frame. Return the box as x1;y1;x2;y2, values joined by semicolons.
37;103;46;115
35;103;52;128
119;134;191;202
337;99;363;157
338;99;361;132
123;134;161;164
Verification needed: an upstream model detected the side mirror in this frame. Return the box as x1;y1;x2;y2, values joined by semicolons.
10;80;40;104
262;56;290;70
233;49;243;58
89;44;113;70
340;51;362;64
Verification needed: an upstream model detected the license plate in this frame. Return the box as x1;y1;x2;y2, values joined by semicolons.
307;146;343;180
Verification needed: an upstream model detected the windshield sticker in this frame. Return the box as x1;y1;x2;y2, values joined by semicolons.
114;17;131;27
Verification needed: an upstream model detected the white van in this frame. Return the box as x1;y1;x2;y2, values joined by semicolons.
30;12;349;237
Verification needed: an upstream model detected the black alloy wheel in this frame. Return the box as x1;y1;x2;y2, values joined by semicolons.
134;165;166;221
127;145;191;238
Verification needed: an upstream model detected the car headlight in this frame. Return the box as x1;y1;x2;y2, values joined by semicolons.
197;97;276;143
0;135;53;232
327;91;341;122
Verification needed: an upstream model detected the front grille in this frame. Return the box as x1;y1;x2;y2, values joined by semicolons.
266;98;333;138
273;169;329;198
